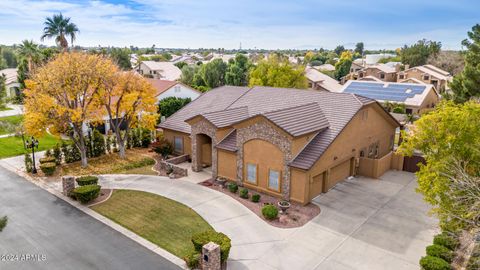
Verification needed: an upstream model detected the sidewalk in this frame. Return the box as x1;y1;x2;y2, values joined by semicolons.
0;104;23;117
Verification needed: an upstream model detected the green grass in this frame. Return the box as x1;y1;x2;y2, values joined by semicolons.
91;190;213;258
120;165;158;175
0;133;62;159
0;107;12;111
0;115;24;135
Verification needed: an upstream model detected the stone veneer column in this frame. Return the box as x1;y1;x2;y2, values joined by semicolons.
236;120;292;200
190;120;218;178
201;242;221;270
62;176;75;196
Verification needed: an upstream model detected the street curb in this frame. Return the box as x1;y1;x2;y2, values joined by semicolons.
0;162;187;270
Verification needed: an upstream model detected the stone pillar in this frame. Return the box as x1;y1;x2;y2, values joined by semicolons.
202;242;221;270
62;176;75;196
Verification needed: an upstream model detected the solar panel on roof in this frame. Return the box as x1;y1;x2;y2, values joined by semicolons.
344;82;427;102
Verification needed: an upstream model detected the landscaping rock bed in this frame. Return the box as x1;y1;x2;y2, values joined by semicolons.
201;179;320;228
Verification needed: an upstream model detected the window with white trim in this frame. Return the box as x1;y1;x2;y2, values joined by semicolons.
268;170;280;191
246;163;257;184
174;137;183;153
174;85;181;92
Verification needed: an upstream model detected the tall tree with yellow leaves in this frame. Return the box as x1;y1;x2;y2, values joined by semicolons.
93;71;158;158
24;52;117;167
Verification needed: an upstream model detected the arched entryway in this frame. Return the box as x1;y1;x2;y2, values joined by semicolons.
195;133;213;170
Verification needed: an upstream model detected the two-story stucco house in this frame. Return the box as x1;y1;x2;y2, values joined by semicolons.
397;64;452;93
159;86;401;204
137;61;181;81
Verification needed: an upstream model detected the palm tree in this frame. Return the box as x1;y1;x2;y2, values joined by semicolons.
17;40;42;74
40;13;79;51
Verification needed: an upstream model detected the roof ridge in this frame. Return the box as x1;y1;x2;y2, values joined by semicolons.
224;86;255;111
262;101;319;115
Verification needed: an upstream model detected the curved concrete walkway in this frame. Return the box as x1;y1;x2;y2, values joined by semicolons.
67;171;437;270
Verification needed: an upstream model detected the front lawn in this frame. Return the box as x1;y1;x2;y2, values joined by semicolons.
60;149;157;176
0;133;62;159
91;190;213;258
0;115;24;135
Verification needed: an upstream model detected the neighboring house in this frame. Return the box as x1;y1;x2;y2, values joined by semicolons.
0;68;20;98
357;64;398;82
397;64;452;92
317;63;335;72
358;75;383;82
159;86;400;204
305;67;342;92
147;79;201;101
137;61;182;80
364;53;396;65
341;80;440;114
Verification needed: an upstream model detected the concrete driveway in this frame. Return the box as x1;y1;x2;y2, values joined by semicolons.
59;170;436;270
0;166;180;270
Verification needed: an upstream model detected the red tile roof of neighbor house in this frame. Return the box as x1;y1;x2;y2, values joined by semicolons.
146;79;178;96
159;85;395;170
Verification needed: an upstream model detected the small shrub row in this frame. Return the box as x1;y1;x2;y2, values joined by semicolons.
239;188;249;199
72;185;101;203
251;194;261;203
76;176;98;186
420;232;458;270
227;182;238;193
433;233;458;250
40;162;56;176
262;204;278;220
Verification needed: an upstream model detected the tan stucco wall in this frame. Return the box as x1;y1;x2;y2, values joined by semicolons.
290;168;308;204
399;69;447;90
217;149;237;180
418;88;440;114
360;68;396;82
291;132;316;157
162;129;192;155
304;103;398;199
243;139;284;197
216;127;234;142
358;151;393;178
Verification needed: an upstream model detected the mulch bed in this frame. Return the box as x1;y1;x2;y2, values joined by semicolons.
201;179;320;228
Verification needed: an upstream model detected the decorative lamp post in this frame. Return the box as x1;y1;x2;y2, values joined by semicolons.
25;136;39;174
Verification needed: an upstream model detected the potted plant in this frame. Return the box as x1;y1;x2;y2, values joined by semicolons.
278;200;291;214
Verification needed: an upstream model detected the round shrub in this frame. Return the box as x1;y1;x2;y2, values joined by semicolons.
191;231;231;263
183;250;200;269
262;204;278;220
76;176;99;186
419;255;452;270
40;162;56;176
227;182;238;193
433;233;458;250
73;185;101;203
239;188;249;199
426;244;454;263
39;156;56;164
251;194;261;203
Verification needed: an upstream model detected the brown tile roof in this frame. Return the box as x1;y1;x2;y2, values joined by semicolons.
263;103;329;137
160;85;394;170
146;79;177;96
158;86;250;133
192;106;249;128
216;130;237;151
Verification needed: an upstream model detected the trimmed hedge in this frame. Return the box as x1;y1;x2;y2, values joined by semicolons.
433;233;458;250
239;188;249;199
76;176;99;186
426;244;454;263
40;162;56;176
183;250;200;269
262;204;278;220
251;194;261;203
191;231;231;263
227;182;238;193
39;156;56;164
419;255;452;270
73;185;101;203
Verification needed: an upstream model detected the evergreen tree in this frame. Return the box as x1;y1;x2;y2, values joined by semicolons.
450;24;480;103
225;53;251;86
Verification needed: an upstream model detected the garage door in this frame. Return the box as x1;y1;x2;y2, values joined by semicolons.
326;159;352;191
309;173;324;200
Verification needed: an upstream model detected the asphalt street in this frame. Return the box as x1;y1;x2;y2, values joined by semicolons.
0;165;180;270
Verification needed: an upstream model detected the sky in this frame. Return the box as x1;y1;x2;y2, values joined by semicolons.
0;0;478;50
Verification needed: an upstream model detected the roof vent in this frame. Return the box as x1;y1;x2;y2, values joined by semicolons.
405;89;412;94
